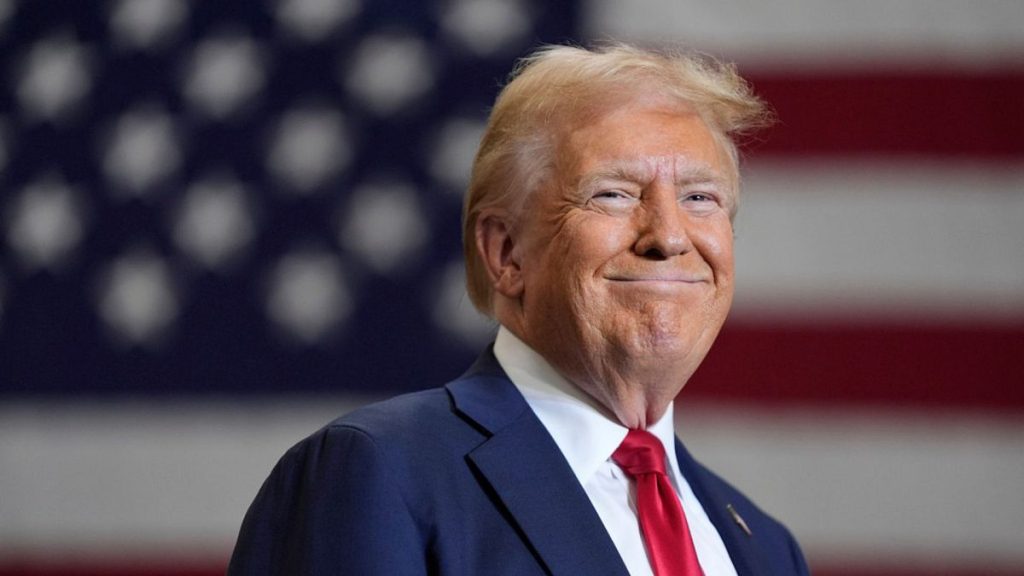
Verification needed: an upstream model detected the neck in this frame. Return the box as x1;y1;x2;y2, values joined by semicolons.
580;375;675;430
495;305;685;430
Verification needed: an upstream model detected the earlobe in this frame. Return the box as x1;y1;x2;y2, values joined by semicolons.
475;213;524;299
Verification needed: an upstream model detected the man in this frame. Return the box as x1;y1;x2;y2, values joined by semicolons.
229;43;809;575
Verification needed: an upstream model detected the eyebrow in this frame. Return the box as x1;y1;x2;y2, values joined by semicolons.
577;158;730;191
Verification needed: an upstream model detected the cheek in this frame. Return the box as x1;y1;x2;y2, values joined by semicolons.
550;225;627;315
699;221;735;274
575;217;637;266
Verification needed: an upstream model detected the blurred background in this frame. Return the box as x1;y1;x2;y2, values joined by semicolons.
1;1;1022;575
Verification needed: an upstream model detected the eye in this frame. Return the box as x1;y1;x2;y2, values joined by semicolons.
589;189;636;206
685;192;714;202
681;191;724;215
588;188;637;213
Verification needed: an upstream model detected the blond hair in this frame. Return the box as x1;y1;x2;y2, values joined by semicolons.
463;43;771;315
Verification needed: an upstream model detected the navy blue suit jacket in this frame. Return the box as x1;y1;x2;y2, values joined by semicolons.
228;349;810;575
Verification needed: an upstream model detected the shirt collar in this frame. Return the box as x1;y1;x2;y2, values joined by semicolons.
493;326;681;486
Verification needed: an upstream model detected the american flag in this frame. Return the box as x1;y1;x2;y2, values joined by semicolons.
1;1;1022;575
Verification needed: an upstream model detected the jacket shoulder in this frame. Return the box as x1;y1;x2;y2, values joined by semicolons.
326;387;455;438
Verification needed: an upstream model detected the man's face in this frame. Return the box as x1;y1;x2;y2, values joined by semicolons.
513;104;736;412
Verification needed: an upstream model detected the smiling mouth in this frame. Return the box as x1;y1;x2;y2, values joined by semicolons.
606;276;708;284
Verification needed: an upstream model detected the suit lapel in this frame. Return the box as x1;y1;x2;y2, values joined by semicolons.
448;350;777;575
447;351;630;576
675;440;772;576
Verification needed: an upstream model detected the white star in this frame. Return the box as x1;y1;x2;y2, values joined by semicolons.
339;179;429;275
173;175;255;271
16;35;93;122
101;106;181;196
275;0;360;42
265;249;351;344
4;176;87;272
428;115;487;194
108;0;188;50
183;35;266;119
430;259;496;346
440;0;533;57
342;33;435;116
96;250;180;347
266;106;351;195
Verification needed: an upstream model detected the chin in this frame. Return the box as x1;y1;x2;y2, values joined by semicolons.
616;325;692;360
629;312;723;362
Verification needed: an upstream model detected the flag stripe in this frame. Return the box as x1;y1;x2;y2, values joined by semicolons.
583;0;1024;71
677;404;1024;572
688;323;1024;410
746;72;1024;158
733;160;1024;322
0;563;226;576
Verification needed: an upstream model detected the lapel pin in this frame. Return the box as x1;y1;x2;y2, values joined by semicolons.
727;504;752;537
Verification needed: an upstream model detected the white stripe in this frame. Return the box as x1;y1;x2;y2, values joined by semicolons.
0;397;377;559
3;397;1023;570
731;159;1024;323
583;0;1024;70
676;403;1024;571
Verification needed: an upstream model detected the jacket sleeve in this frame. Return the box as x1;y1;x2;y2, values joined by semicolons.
227;425;429;576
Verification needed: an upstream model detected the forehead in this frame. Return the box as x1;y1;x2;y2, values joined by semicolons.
558;105;730;184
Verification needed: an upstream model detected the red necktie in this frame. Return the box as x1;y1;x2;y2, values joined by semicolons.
612;429;703;576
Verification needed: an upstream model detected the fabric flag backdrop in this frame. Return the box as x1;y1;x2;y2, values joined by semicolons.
1;1;1021;575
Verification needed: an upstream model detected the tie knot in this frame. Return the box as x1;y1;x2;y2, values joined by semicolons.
612;429;668;477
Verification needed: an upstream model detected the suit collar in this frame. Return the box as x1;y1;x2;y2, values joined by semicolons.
446;348;630;576
446;344;530;433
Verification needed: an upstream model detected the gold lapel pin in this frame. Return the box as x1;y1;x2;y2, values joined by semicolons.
727;504;752;536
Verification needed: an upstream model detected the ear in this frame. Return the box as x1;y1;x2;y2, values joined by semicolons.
475;212;525;300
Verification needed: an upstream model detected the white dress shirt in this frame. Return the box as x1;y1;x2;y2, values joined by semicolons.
493;327;738;576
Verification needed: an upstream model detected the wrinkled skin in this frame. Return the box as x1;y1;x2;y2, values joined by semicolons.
478;103;736;429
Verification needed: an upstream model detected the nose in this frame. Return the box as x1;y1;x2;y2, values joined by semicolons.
633;188;692;260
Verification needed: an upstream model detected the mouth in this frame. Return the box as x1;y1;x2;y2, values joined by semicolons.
604;277;710;298
606;275;708;284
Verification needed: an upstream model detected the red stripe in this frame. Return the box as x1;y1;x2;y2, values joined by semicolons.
815;568;1024;576
743;71;1024;159
685;322;1024;411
